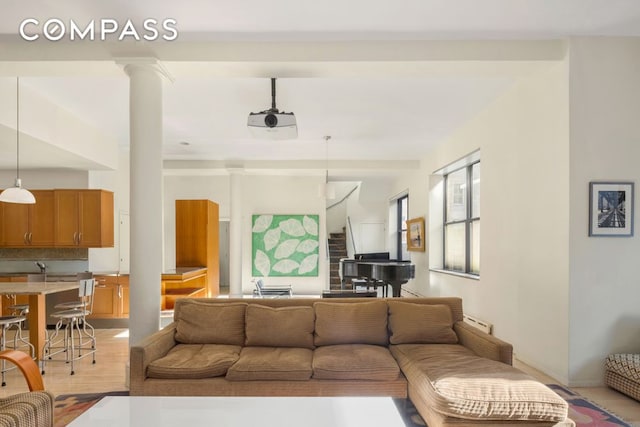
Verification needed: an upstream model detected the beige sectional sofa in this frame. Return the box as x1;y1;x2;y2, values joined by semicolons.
130;297;574;426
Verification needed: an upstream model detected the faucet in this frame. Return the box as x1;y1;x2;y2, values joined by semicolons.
35;261;47;274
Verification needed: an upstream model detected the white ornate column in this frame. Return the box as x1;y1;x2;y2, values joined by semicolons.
228;169;244;297
120;59;170;347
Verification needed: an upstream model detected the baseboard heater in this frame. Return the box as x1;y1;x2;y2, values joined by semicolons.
463;314;492;335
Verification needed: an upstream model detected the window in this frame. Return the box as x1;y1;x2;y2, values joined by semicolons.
397;195;409;261
444;162;480;275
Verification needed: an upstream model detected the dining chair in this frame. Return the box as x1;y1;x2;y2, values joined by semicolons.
0;349;54;427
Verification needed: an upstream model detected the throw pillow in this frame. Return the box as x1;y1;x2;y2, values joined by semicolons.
174;300;247;345
387;301;458;344
314;300;388;346
245;305;315;349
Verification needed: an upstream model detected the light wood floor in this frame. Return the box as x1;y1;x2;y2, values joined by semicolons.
0;328;639;426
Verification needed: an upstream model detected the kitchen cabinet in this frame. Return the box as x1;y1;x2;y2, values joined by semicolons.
175;200;219;297
89;274;129;319
0;276;29;315
54;189;114;247
0;190;55;247
161;268;207;310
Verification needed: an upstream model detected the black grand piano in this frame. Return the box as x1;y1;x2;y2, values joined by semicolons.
340;252;415;297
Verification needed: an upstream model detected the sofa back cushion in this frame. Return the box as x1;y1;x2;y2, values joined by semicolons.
245;305;315;349
174;300;247;345
388;301;458;344
314;300;388;346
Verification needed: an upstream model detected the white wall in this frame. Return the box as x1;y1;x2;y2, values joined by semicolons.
240;174;328;294
392;60;571;383
326;181;359;235
0;78;118;171
568;38;640;386
88;149;130;272
0;169;87;189
163;173;328;295
345;180;391;258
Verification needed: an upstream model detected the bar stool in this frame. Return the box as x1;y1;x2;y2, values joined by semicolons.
41;278;96;376
0;316;35;386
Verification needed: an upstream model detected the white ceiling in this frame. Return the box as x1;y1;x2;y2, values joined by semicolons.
1;0;640;174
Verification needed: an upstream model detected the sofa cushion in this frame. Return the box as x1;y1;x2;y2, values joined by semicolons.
390;344;568;422
387;301;458;344
245;305;315;349
314;300;388;346
174;301;246;345
312;344;400;381
605;354;640;381
147;344;241;379
226;347;313;381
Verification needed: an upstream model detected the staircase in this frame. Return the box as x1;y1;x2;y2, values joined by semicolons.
328;228;348;290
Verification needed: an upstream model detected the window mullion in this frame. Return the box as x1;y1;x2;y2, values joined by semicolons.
465;165;472;273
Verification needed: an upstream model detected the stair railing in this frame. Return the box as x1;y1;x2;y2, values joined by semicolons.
326;185;359;210
347;215;357;255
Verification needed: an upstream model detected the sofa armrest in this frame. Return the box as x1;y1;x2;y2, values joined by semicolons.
129;322;178;395
454;321;513;365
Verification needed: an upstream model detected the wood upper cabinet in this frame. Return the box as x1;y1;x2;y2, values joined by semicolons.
54;189;114;247
175;200;220;298
0;190;54;247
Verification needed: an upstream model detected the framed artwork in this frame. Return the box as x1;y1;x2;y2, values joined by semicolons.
252;214;319;276
406;217;425;251
589;182;634;237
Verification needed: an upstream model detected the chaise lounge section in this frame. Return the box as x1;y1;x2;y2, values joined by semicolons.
130;297;574;426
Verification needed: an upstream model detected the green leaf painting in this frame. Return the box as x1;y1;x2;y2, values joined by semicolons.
252;214;319;277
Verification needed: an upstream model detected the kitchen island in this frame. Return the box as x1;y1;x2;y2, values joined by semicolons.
161;267;207;310
0;280;79;360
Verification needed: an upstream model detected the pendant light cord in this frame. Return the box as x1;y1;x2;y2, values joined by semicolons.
16;77;20;181
324;135;331;184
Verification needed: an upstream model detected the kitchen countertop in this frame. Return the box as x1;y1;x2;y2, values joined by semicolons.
161;267;207;280
1;267;205;279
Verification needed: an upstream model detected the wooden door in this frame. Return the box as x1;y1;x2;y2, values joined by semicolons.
29;190;55;246
175;200;208;267
1;202;29;246
54;190;80;246
0;202;3;245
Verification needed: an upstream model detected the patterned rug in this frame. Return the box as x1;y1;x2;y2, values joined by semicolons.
53;386;632;427
547;384;632;427
54;391;128;427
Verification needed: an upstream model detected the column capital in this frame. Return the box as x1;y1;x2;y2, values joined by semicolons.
115;57;174;83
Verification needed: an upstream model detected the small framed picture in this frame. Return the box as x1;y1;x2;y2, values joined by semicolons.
589;182;634;237
406;217;425;251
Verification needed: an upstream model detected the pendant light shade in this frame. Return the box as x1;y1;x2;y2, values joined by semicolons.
0;77;35;204
0;179;36;204
318;135;336;199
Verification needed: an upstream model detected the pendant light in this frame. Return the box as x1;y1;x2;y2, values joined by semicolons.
0;77;35;204
318;135;336;199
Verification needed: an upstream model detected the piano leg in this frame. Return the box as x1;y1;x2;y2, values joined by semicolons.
389;282;404;297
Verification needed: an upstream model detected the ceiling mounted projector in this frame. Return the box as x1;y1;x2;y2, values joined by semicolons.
248;78;297;140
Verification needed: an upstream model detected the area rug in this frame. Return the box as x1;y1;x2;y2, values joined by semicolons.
54;391;128;427
54;387;632;427
547;384;632;427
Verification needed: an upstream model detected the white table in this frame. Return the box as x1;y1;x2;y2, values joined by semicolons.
68;396;407;427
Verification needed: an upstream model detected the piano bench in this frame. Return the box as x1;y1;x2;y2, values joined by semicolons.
322;290;378;298
352;279;388;297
